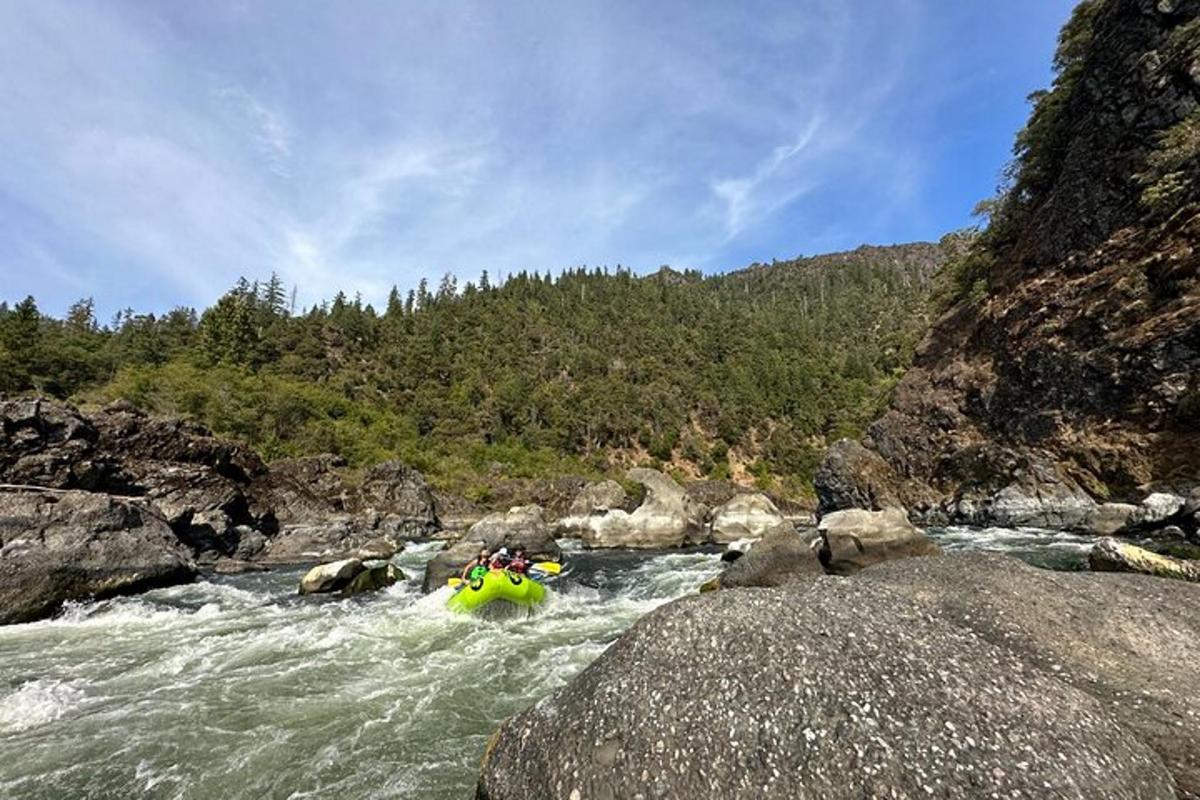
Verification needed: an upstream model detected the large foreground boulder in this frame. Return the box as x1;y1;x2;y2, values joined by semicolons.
479;569;1176;799
817;507;940;575
577;469;707;549
699;529;821;591
707;493;790;543
0;489;195;625
1090;537;1200;583
860;553;1200;795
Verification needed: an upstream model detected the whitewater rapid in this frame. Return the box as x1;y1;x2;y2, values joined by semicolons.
0;529;1097;799
0;542;726;799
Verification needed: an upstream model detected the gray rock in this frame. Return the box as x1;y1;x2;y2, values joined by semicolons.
578;469;708;549
479;574;1175;799
467;505;559;561
0;489;195;625
860;553;1200;795
708;493;790;543
341;563;403;596
567;480;627;516
817;508;940;575
1130;492;1186;529
1084;502;1139;535
970;481;1096;530
813;438;909;514
351;460;439;537
422;509;562;593
298;558;364;594
699;529;822;591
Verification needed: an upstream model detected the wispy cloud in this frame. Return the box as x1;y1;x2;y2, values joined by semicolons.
0;0;1075;316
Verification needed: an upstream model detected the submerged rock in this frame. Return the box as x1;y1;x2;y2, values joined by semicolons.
0;488;195;625
817;507;940;575
707;493;789;543
1090;537;1200;583
479;566;1176;799
699;529;821;591
577;469;708;549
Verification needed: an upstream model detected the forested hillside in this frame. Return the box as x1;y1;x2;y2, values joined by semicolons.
0;243;948;498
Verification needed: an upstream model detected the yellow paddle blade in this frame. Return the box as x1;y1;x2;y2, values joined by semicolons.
447;577;463;588
531;561;562;575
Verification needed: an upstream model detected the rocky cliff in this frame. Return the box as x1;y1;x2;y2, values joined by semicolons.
817;0;1200;532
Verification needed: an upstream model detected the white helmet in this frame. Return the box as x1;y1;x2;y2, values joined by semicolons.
497;547;509;556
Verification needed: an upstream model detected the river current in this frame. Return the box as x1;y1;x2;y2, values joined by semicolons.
0;527;1097;799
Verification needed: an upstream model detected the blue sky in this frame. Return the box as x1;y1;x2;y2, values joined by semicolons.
0;0;1078;318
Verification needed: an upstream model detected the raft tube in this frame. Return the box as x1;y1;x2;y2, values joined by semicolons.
447;569;546;613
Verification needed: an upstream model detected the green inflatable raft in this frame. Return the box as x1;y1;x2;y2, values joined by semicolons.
447;569;547;613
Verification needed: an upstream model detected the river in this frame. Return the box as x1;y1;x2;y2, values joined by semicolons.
0;527;1098;799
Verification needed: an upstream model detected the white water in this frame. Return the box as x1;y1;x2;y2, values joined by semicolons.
0;542;724;800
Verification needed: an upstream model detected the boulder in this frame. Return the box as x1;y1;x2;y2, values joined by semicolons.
817;507;940;575
708;493;790;543
566;480;627;516
1084;502;1140;535
467;505;559;560
421;508;562;593
860;553;1200;795
479;573;1175;799
354;537;402;561
1090;537;1200;583
0;489;195;625
298;558;364;595
578;469;708;549
699;529;822;591
341;563;403;596
1130;492;1186;530
957;480;1096;530
0;397;115;489
421;541;474;593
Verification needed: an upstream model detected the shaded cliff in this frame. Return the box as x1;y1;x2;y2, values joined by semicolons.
817;0;1200;530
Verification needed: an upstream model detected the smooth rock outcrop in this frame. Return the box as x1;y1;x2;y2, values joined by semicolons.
707;493;789;543
577;469;708;549
861;553;1200;795
699;529;821;591
566;480;627;516
0;488;195;625
479;572;1176;799
1090;537;1200;583
817;508;940;575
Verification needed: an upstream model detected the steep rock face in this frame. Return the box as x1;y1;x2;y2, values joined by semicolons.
479;560;1183;799
816;0;1200;528
0;489;195;625
1;399;271;559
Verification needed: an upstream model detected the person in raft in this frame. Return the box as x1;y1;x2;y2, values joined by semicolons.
488;547;511;570
460;548;491;582
508;548;529;574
